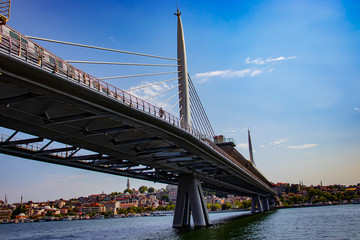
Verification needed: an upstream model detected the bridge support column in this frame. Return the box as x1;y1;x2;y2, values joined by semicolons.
173;174;210;228
251;195;264;213
262;197;270;211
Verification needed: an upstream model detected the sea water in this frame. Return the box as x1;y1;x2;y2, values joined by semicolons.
0;204;359;240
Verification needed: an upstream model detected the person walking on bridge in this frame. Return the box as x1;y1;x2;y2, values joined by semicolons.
159;107;165;118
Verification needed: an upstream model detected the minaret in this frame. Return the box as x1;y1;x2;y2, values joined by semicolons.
248;129;255;165
127;178;130;190
175;8;191;125
5;194;8;205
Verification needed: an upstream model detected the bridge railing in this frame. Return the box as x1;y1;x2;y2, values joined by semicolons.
0;133;76;159
0;29;211;142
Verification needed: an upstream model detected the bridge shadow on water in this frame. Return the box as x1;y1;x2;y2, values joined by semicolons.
173;210;276;240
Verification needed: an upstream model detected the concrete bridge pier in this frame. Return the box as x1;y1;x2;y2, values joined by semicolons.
251;195;271;213
262;197;270;211
173;174;210;228
251;195;264;213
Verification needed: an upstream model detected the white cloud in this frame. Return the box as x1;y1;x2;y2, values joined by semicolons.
354;108;360;112
245;56;296;65
110;36;116;42
127;81;175;110
270;137;289;145
260;144;265;148
250;69;263;77
288;144;317;149
245;58;265;65
266;56;296;62
224;127;240;134
237;143;248;150
195;70;232;79
195;55;295;83
195;68;263;83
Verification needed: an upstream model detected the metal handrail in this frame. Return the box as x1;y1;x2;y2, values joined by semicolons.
214;137;236;145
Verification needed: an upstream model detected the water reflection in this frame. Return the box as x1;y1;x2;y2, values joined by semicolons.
175;211;275;240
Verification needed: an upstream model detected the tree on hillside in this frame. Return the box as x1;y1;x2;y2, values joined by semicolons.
139;186;148;193
148;187;155;193
285;184;291;194
124;188;133;194
211;203;221;211
11;205;27;218
242;200;252;208
161;194;169;202
118;208;127;215
221;203;232;210
234;200;244;208
110;192;121;196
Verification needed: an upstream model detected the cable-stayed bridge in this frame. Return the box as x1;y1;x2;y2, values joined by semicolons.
0;9;275;228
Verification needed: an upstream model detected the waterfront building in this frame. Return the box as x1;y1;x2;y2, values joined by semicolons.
166;185;178;191
0;209;12;222
119;202;138;209
81;203;106;214
168;191;177;203
53;209;61;215
60;208;68;215
138;196;147;207
102;201;120;214
55;199;66;208
32;209;45;217
16;213;28;221
117;196;131;204
88;194;101;202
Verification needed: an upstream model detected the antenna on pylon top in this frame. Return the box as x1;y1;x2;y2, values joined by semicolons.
0;0;11;25
175;8;181;16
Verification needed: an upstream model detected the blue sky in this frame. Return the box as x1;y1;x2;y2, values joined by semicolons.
1;0;360;203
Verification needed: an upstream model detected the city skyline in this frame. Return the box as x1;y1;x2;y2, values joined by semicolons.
1;0;360;203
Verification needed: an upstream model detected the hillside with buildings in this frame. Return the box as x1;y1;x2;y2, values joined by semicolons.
1;180;359;223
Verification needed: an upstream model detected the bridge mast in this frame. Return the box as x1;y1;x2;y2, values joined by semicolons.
173;9;210;228
175;8;191;125
248;129;255;165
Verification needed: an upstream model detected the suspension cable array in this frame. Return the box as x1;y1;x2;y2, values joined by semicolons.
65;60;179;67
159;91;182;107
126;78;179;92
169;97;182;112
145;84;181;101
26;35;215;139
26;36;179;61
188;74;216;138
99;71;180;80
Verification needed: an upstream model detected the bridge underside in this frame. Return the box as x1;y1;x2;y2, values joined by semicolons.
0;52;274;210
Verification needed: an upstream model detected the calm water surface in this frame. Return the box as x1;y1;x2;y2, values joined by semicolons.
0;204;359;239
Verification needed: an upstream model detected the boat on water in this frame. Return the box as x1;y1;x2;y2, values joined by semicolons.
352;198;360;204
63;216;75;221
92;214;105;219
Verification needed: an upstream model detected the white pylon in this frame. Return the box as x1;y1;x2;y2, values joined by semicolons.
175;8;191;126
